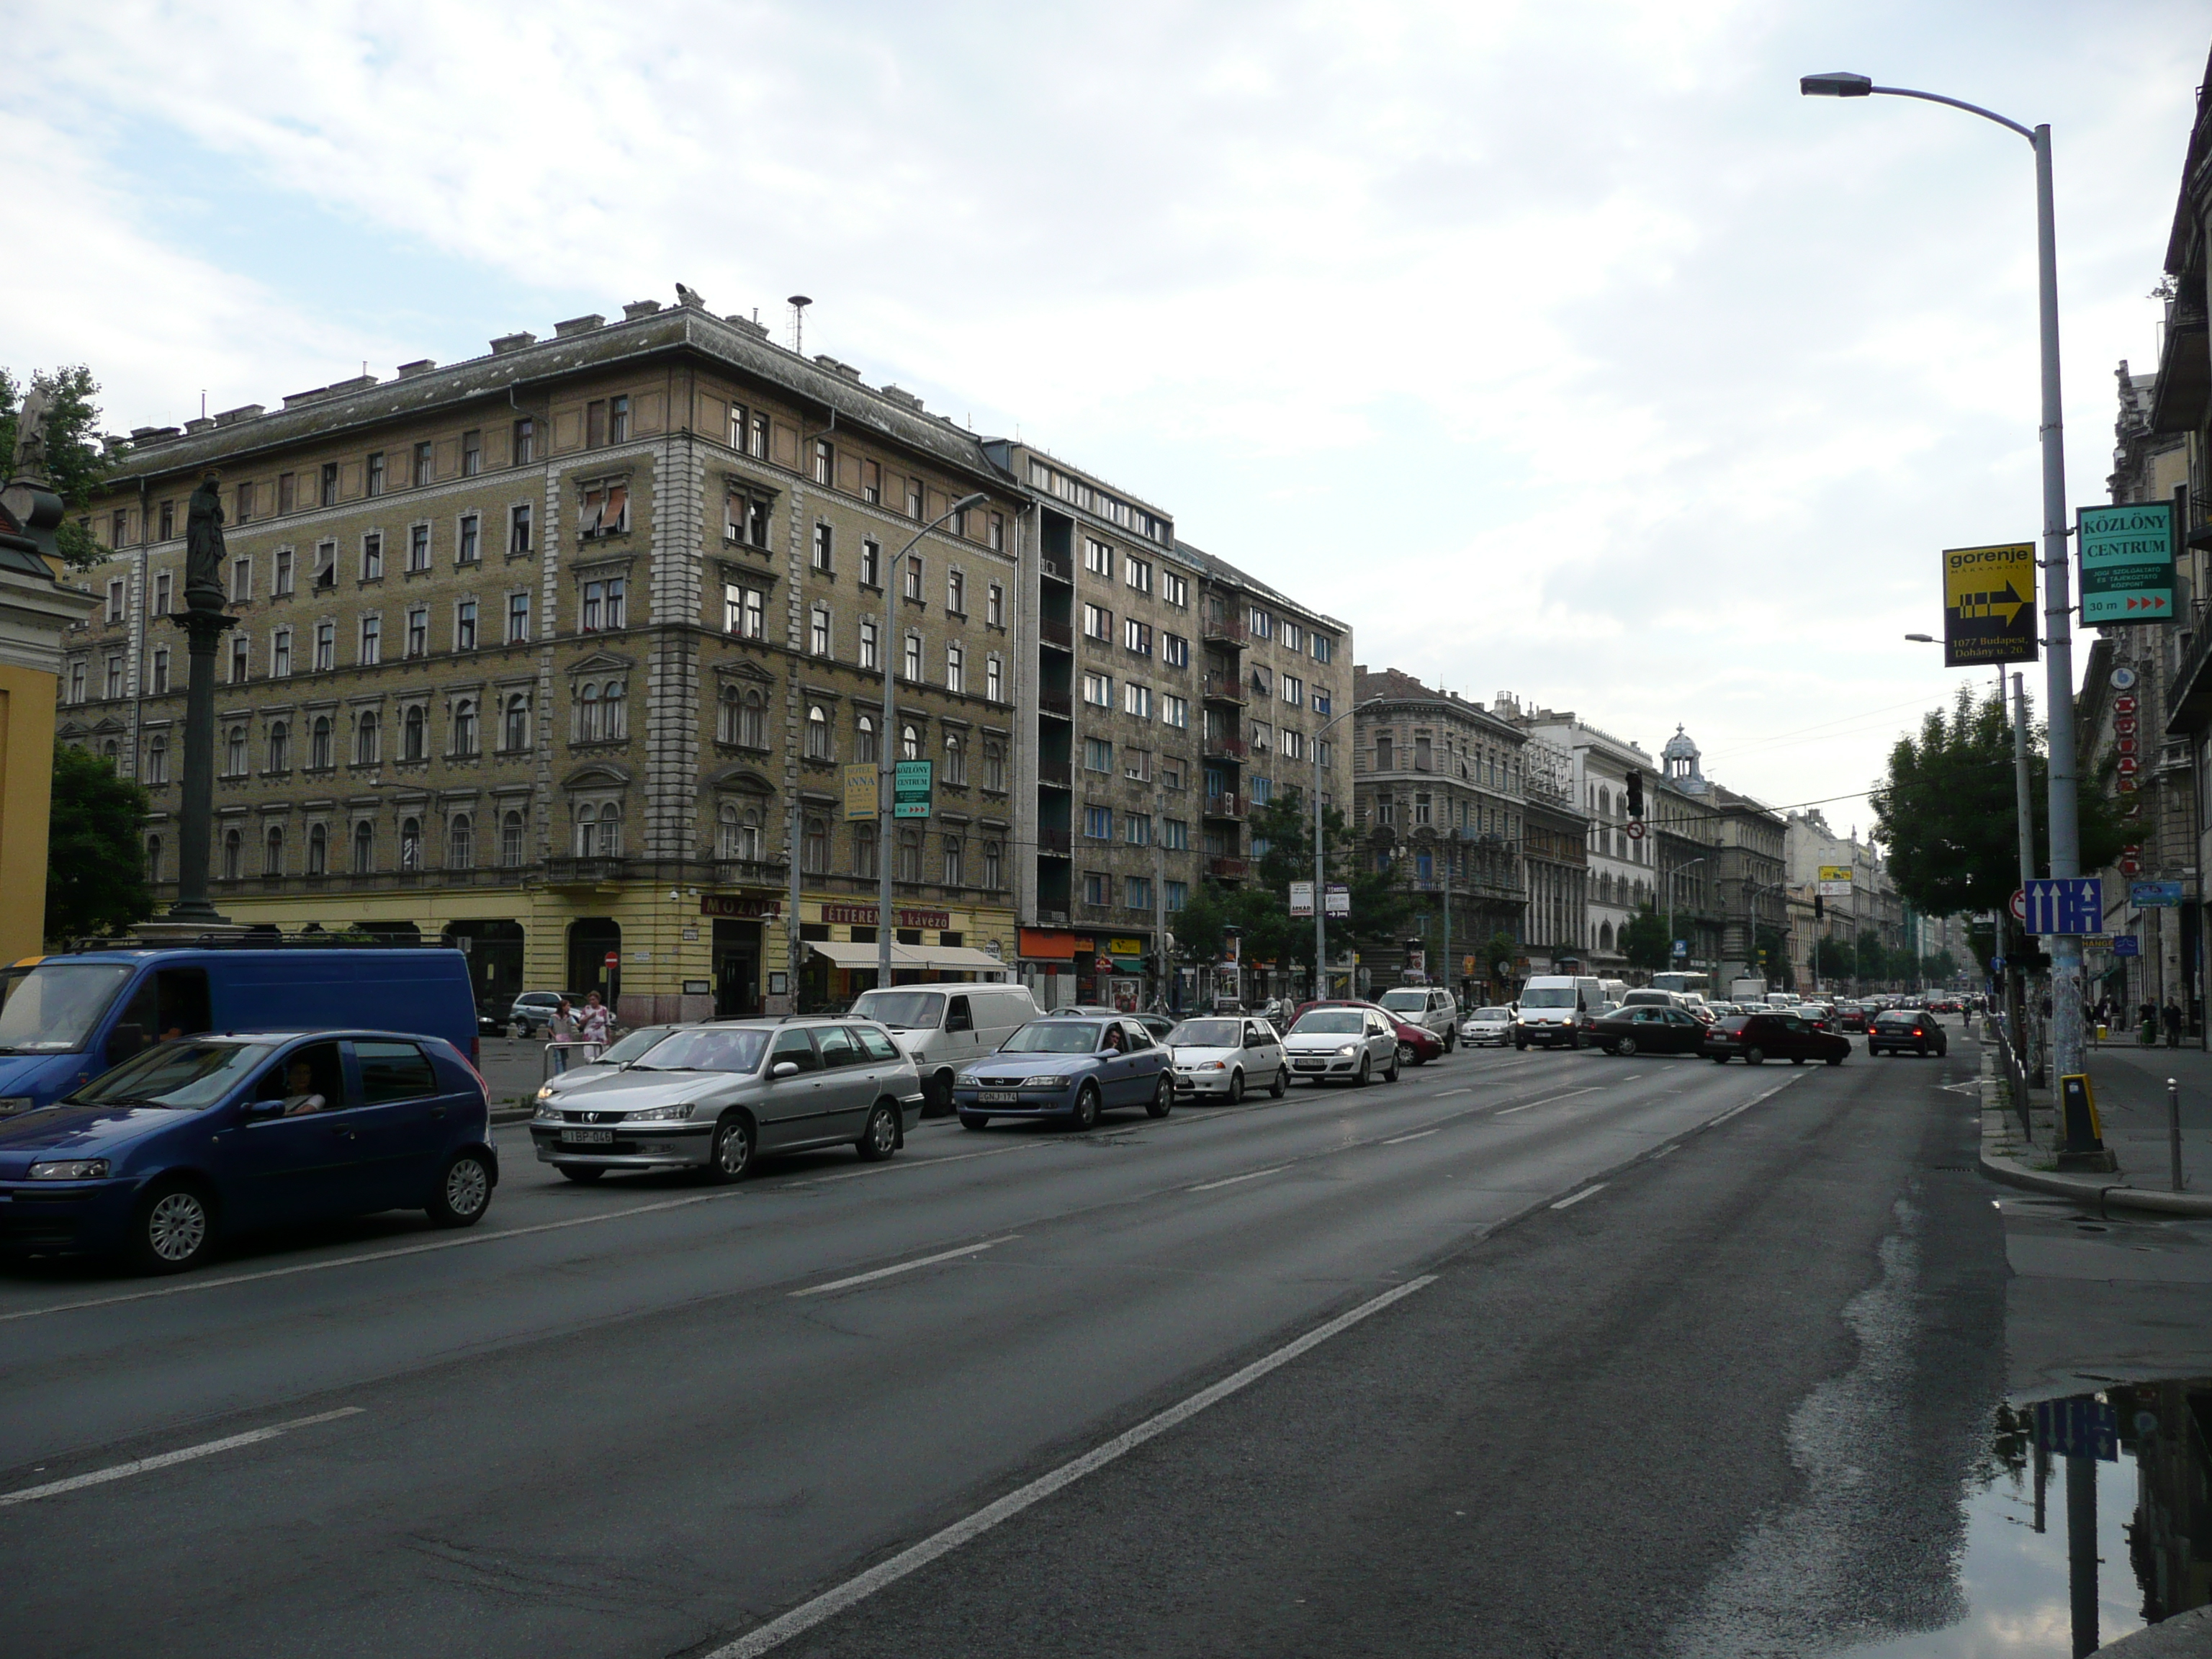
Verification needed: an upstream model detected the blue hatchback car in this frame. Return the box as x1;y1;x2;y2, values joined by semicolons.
950;1015;1172;1131
0;1030;495;1273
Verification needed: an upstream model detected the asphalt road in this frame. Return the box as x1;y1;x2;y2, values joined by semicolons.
0;1032;2002;1658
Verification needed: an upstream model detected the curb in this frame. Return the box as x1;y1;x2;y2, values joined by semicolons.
2088;1605;2212;1657
1978;1050;2212;1218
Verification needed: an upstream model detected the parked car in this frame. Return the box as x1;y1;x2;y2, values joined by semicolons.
1164;1015;1287;1102
1377;986;1460;1052
1042;1004;1179;1043
532;1017;922;1182
1830;1003;1872;1034
1591;1005;1709;1057
952;1015;1171;1130
848;983;1041;1112
1290;1000;1444;1066
1460;1005;1514;1047
1282;1007;1401;1086
0;946;482;1118
1617;989;1686;1012
1511;976;1606;1050
1869;1010;1950;1058
533;1024;680;1106
509;991;587;1038
1701;1012;1850;1066
0;1029;495;1272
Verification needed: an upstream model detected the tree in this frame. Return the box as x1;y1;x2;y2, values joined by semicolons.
0;366;115;570
47;743;153;943
1619;904;1671;972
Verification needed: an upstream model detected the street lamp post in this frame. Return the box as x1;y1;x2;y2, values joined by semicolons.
1310;697;1384;999
1804;69;2087;1083
877;492;989;992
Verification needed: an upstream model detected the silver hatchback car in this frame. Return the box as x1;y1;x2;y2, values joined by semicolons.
527;1017;923;1182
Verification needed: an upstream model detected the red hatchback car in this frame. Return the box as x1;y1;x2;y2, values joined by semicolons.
1288;1000;1446;1066
1701;1011;1850;1066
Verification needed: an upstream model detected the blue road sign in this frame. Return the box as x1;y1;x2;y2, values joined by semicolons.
2113;936;2141;958
2023;878;2102;937
1990;956;2006;972
2033;1396;2117;1462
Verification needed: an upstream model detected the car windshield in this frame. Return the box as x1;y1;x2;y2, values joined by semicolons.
1874;1012;1921;1027
598;1025;676;1066
1471;1007;1510;1020
66;1040;276;1110
1377;990;1429;1012
1168;1020;1242;1047
1291;1011;1366;1035
1519;987;1575;1008
999;1022;1106;1054
848;991;945;1030
0;963;137;1054
627;1028;773;1073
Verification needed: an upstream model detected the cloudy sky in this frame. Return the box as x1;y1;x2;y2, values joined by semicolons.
6;0;2202;828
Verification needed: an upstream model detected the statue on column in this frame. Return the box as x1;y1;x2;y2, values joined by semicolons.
183;470;228;613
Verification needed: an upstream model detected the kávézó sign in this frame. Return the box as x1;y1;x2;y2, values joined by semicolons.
820;902;951;930
2079;500;2177;623
1942;541;2037;667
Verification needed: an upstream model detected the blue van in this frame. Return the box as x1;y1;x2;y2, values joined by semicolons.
0;948;480;1116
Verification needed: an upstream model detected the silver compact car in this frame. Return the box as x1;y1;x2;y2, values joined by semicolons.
1282;1007;1401;1086
532;1023;681;1107
1165;1015;1287;1102
527;1018;922;1183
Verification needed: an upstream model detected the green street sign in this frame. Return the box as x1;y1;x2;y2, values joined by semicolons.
894;759;933;819
2080;500;2177;623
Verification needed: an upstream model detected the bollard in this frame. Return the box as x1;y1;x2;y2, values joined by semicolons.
2171;1077;2186;1193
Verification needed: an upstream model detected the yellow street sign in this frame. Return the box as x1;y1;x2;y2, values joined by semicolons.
1942;542;2036;667
843;764;878;822
1817;865;1853;883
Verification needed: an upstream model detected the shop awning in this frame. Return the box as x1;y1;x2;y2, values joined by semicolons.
1020;928;1077;961
806;941;886;970
807;941;1008;976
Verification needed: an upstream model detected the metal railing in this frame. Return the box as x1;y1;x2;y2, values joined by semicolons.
1993;1010;2035;1145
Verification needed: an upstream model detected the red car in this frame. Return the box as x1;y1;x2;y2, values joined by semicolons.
1289;1000;1446;1066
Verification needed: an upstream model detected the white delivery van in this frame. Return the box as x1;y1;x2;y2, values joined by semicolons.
1513;976;1606;1049
848;983;1041;1111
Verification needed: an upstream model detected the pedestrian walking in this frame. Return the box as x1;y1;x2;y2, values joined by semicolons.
580;991;611;1061
547;997;577;1075
2164;997;2184;1049
2141;999;2159;1045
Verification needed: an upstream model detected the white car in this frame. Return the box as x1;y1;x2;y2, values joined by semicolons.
1459;1005;1514;1047
1282;1007;1401;1087
1166;1015;1288;1102
1379;985;1459;1051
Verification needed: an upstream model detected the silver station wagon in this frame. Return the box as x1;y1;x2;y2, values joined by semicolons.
527;1017;923;1182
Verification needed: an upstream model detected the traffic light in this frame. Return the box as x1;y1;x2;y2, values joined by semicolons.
1625;771;1644;819
1814;894;1825;922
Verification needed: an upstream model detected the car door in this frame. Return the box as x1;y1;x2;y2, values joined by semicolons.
757;1027;827;1148
210;1040;359;1228
942;994;976;1069
806;1025;874;1143
1246;1020;1281;1086
1120;1020;1166;1102
346;1038;452;1208
852;1024;911;1110
1367;1013;1394;1071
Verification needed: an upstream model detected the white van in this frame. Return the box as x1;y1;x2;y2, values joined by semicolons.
1513;975;1606;1049
848;983;1041;1110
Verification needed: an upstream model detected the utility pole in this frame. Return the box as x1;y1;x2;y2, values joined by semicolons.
1153;786;1168;1012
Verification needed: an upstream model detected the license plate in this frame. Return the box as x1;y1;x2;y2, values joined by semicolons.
979;1090;1018;1105
559;1128;615;1144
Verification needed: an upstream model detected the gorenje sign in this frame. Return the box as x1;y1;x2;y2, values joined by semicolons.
2079;501;2177;623
1941;542;2036;667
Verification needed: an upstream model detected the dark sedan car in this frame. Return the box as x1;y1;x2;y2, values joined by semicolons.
1593;1006;1709;1056
1701;1012;1850;1066
1289;1001;1445;1066
1869;1010;1950;1058
1830;1003;1872;1034
952;1015;1172;1130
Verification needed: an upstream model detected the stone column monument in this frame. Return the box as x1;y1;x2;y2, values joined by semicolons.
165;469;239;926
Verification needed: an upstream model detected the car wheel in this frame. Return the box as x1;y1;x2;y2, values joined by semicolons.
1270;1065;1287;1098
130;1179;215;1274
1916;1043;1928;1058
428;1151;493;1228
1568;1027;1584;1051
1825;1055;1843;1066
1069;1082;1102;1130
923;1070;956;1117
1790;1056;1805;1066
1356;1056;1372;1087
1712;1055;1730;1064
1744;1046;1766;1066
1514;1036;1527;1051
706;1115;755;1182
1228;1069;1245;1105
856;1100;901;1161
1385;1048;1401;1083
1146;1076;1172;1119
958;1112;992;1131
1617;1036;1638;1058
557;1165;604;1184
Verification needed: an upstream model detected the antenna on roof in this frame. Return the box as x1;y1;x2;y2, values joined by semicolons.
787;295;811;355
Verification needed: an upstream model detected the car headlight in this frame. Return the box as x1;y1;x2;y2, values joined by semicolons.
1026;1074;1069;1088
29;1159;109;1180
1192;1060;1226;1071
625;1102;696;1123
535;1083;558;1103
0;1097;33;1117
1336;1045;1357;1057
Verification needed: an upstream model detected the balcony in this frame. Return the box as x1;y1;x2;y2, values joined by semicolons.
1037;826;1072;856
711;857;788;888
1038;689;1073;721
1208;855;1250;879
1038;615;1074;650
1200;670;1246;705
1201;611;1247;647
1037;757;1072;788
545;855;629;889
1040;551;1071;584
1204;793;1245;819
1203;734;1248;762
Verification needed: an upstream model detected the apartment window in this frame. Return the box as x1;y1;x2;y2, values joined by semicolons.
449;813;475;868
952;500;971;539
1124;682;1152;719
1084;871;1110;907
362;533;384;581
314;622;334;672
858;617;878;669
1282;729;1305;761
1414;734;1431;770
902;632;923;682
461;430;482;477
580;480;629;539
356;710;380;765
458;513;481;565
900;723;922;761
1162;633;1189;668
943;835;964;886
1085;538;1113;578
1084;603;1112;641
266;720;289;773
947;570;965;614
728;403;748;449
945;643;964;694
507;591;531;643
717;685;765;748
68;660;84;703
1124;876;1153;911
984;841;1002;888
403;709;426;763
410;441;433;487
989;513;1004;552
1162;572;1187;607
230;556;252;603
104;655;123;698
509;504;533;556
726;583;766;640
223;725;245;775
451;698;478;756
904;555;924;603
1125;557;1152;595
890;828;918;883
1161;693;1188;729
906;479;924;521
1253;777;1274;806
1282;673;1303;706
1250;608;1272;639
503;693;530;752
105;578;123;623
1084;805;1113;841
854;714;878;763
310;716;333;771
812;522;834;572
724;804;766;863
274;548;294;596
319;463;338;508
271;473;293;517
263;826;284;876
145;734;168;785
604;395;627;443
812;439;832;485
354;820;376;873
1125;814;1151;848
158;499;176;539
235;481;255;523
154;570;172;615
151;646;170;695
1123;618;1151;655
586;400;607;448
750;414;768;459
583;577;626;632
271;628;292;678
1083;672;1112;708
1313;634;1334;663
366;451;385;496
804;703;832;761
862;459;881;504
985;655;1004;702
1084;737;1113;773
944;731;966;785
1376;735;1394;770
228;636;248;683
359;614;381;665
1313;690;1331;716
1318;739;1333;769
1124;747;1151;782
313;541;336;589
860;539;881;588
408;524;431;572
984;742;1006;792
809;604;831;657
456;599;478;651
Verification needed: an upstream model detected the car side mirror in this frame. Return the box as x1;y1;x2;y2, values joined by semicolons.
105;1022;146;1066
771;1061;801;1079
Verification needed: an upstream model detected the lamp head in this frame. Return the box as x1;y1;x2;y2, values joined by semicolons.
1801;71;1873;97
952;491;988;514
1903;632;1936;642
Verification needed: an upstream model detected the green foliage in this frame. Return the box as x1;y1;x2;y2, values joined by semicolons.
1619;904;1671;971
1872;684;2128;918
46;743;153;944
1481;930;1521;978
1923;950;1959;982
0;366;115;571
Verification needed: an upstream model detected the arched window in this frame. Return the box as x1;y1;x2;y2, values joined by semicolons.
984;742;1004;791
145;734;168;786
577;682;603;742
855;714;877;763
310;715;332;770
802;815;827;873
145;835;162;882
452;698;477;755
943;731;966;786
500;809;525;866
222;828;242;879
403;704;426;761
717;684;739;745
1597;786;1611;819
896;828;921;884
901;723;920;761
1599;921;1614;951
352;819;374;873
719;803;763;862
448;812;474;868
266;720;289;773
805;703;832;760
852;822;877;878
740;688;765;748
503;693;529;752
943;835;963;886
575;803;597;856
399;817;423;869
594;804;620;857
355;710;379;765
984;840;1002;889
102;738;118;765
226;724;247;775
603;682;626;741
263;825;284;876
307;822;328;875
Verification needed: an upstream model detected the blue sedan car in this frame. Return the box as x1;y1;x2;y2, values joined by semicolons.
951;1015;1172;1131
0;1030;496;1274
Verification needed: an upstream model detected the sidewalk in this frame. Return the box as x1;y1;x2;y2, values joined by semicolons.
1979;1035;2212;1217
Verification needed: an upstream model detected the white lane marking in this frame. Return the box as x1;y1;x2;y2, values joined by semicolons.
705;1276;1438;1659
0;1407;363;1509
1188;1164;1290;1192
1653;1144;1681;1159
789;1237;1017;1298
1430;1088;1473;1098
1382;1128;1442;1145
1707;1074;1804;1128
1493;1088;1601;1116
1550;1183;1607;1210
778;1143;1039;1187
